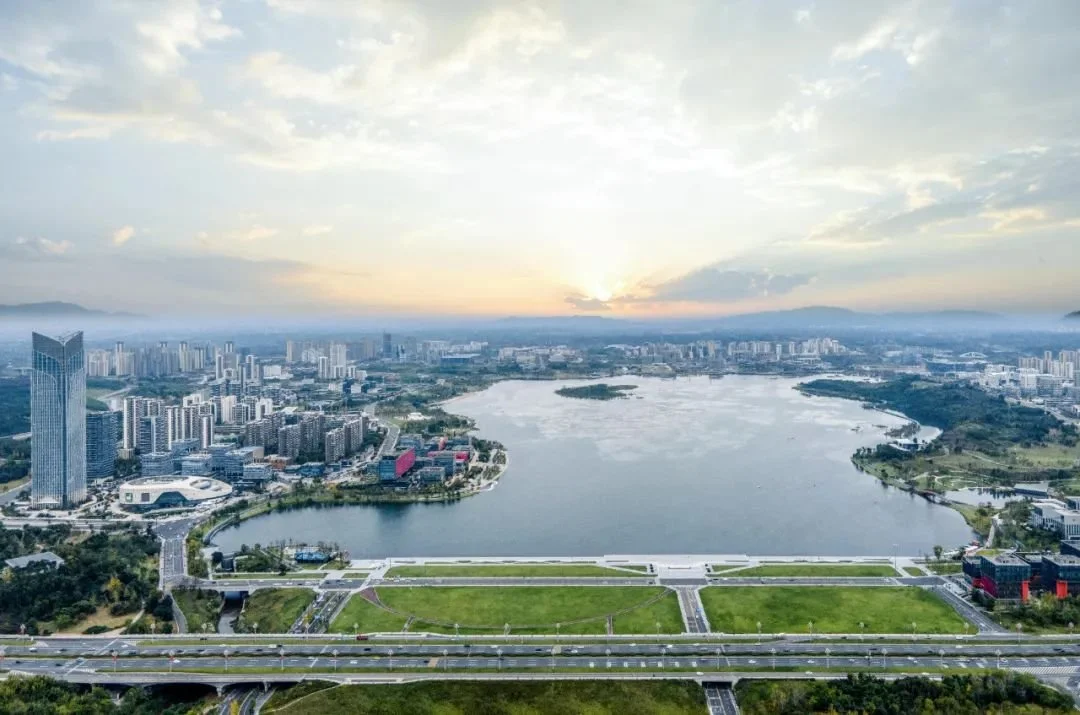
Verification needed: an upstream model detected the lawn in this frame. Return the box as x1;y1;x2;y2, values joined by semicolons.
903;566;926;576
236;589;316;634
717;564;897;577
329;597;410;634
214;572;324;580
263;680;706;715
336;586;677;635
342;572;369;578
171;588;223;634
927;562;963;575
699;587;967;634
384;564;648;578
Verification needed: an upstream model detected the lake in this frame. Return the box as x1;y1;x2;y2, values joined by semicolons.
212;376;973;557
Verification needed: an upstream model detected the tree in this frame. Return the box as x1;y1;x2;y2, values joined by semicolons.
933;545;944;562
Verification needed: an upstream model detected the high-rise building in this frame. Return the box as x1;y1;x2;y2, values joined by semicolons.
86;410;119;480
285;340;296;363
137;415;167;454
382;332;393;358
31;331;87;508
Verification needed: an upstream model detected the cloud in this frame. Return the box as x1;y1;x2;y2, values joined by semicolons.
111;225;136;246
564;294;611;311
302;224;333;236
11;236;73;257
633;265;813;304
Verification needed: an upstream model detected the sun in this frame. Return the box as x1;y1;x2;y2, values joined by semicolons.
591;285;613;302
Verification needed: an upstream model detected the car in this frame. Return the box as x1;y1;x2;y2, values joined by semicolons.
356;634;369;641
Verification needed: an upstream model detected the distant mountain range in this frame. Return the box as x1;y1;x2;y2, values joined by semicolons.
0;302;142;319
1067;311;1080;321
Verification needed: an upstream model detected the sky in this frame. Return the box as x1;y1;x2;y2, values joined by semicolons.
1;0;1079;318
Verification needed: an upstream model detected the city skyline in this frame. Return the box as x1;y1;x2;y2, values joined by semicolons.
2;1;1080;317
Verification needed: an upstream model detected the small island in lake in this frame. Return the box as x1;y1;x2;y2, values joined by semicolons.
556;383;638;400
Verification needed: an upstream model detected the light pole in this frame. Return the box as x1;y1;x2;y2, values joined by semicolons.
168;649;175;673
332;649;339;672
1016;623;1023;643
825;648;831;670
496;648;502;671
892;543;898;572
388;649;394;671
807;621;813;638
252;622;259;635
556;622;561;642
655;621;661;641
881;647;888;669
770;647;777;671
223;649;230;672
859;621;865;641
911;621;917;641
110;649;117;673
353;622;358;637
939;649;945;669
443;649;449;671
756;621;762;644
278;647;285;671
605;648;611;668
454;623;460;639
996;649;1002;669
716;648;722;670
963;622;970;637
551;646;556;671
1070;622;1075;637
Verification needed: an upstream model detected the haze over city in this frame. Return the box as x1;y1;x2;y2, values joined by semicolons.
2;0;1079;318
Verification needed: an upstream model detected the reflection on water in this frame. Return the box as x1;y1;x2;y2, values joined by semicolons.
945;487;1021;509
215;376;973;557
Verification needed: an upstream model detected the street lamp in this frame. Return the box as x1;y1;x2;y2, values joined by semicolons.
770;647;777;671
1070;621;1075;637
807;621;814;638
911;621;917;641
168;649;175;673
353;622;358;636
1016;623;1023;643
496;648;502;671
332;649;339;672
454;623;460;638
252;622;259;635
223;649;230;672
881;647;888;669
825;648;831;670
110;649;117;673
655;621;661;640
859;621;865;641
996;649;1002;669
756;621;762;643
605;648;611;668
388;649;394;671
443;649;449;671
716;648;722;670
556;622;561;641
551;645;557;671
939;649;945;668
278;647;285;671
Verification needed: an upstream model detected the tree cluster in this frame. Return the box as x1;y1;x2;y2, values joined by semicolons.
738;673;1073;714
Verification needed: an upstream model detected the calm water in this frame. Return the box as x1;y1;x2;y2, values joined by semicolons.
213;376;973;557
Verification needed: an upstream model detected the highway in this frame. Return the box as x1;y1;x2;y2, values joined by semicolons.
676;588;710;634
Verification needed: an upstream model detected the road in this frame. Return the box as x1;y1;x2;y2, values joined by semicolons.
375;424;400;460
704;683;740;714
676;588;710;634
931;585;1006;633
154;517;200;587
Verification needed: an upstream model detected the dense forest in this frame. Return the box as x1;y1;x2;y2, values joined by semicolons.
800;376;1072;453
0;525;162;634
737;673;1074;714
0;677;209;714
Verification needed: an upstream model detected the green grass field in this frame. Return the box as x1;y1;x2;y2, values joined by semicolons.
384;564;647;578
700;587;967;634
214;572;325;580
332;587;679;635
171;588;222;634
236;589;316;634
263;680;706;714
330;597;410;634
716;564;897;577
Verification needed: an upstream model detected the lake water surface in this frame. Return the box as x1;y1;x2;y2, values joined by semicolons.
213;376;973;557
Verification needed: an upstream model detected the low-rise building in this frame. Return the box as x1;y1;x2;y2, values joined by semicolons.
119;475;233;511
4;552;65;570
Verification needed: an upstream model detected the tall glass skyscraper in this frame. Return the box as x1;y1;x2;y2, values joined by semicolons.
31;331;87;508
86;410;119;480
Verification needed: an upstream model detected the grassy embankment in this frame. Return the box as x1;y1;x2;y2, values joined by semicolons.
700;587;967;634
385;564;648;578
713;564;896;577
263;681;705;714
235;589;316;634
171;588;223;634
330;587;683;635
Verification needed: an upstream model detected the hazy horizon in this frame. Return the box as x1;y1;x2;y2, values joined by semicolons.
3;1;1079;317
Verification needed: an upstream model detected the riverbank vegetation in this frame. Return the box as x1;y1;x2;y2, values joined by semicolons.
700;587;967;634
264;680;706;715
555;383;638;400
736;673;1073;714
235;588;315;634
800;376;1080;544
992;593;1080;634
0;525;161;634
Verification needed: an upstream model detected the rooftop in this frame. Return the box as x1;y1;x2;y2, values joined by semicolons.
5;551;65;570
